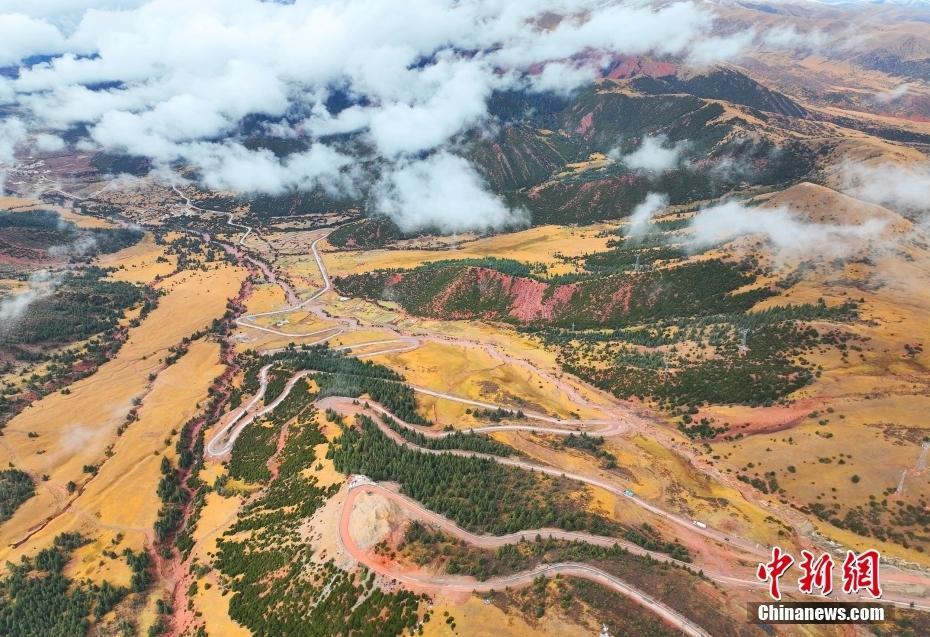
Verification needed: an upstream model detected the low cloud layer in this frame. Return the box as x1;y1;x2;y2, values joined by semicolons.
874;83;911;105
611;135;688;173
376;152;528;233
688;200;886;261
0;269;62;327
0;0;777;231
626;192;668;240
839;161;930;216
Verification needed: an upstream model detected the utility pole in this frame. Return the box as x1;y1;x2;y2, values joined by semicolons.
739;328;750;356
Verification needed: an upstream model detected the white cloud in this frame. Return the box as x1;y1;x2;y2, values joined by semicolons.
526;61;600;96
185;142;358;196
0;117;25;162
375;152;528;233
839;161;930;215
366;59;497;157
0;270;62;327
611;135;688;173
760;26;826;52
688;200;886;261
874;83;911;104
34;132;66;152
626;192;668;241
0;117;26;191
0;2;148;30
0;0;765;231
688;30;755;66
0;13;66;66
48;234;97;258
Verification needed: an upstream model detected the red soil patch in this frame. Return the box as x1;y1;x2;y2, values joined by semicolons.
575;112;594;135
591;281;633;322
476;268;576;322
422;267;577;323
266;419;292;483
705;397;826;440
603;55;677;80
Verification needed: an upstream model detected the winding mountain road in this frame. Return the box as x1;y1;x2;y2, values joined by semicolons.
340;481;713;637
195;198;930;619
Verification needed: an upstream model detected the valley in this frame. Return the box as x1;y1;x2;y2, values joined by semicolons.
2;1;930;636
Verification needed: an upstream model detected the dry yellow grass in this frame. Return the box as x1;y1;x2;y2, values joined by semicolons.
0;263;245;564
247;309;333;334
0;338;223;570
422;596;588;637
89;340;223;536
185;491;250;637
699;194;930;560
231;281;342;352
628;435;785;546
99;233;177;283
193;570;251;637
0;196;113;229
376;340;597;425
320;294;601;415
307;442;343;489
713;410;930;566
496;428;784;548
321;223;615;277
66;531;134;588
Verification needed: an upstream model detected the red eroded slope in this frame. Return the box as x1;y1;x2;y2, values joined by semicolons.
418;266;577;322
603;55;677;80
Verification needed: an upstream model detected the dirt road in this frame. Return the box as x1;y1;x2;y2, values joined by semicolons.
338;481;713;637
206;214;930;613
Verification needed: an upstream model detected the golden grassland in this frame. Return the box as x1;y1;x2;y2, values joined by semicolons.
15;173;919;632
273;239;796;550
65;531;134;589
329;327;403;347
0;255;245;567
55;340;223;584
307;442;343;489
92;340;223;536
99;232;177;282
186;491;250;637
633;435;790;547
704;237;930;561
0;196;114;229
324;285;567;374
421;596;589;637
320;223;616;277
0;336;226;569
496;428;786;550
254;184;930;565
230;281;341;353
247;308;333;334
376;339;598;425
318;294;612;423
